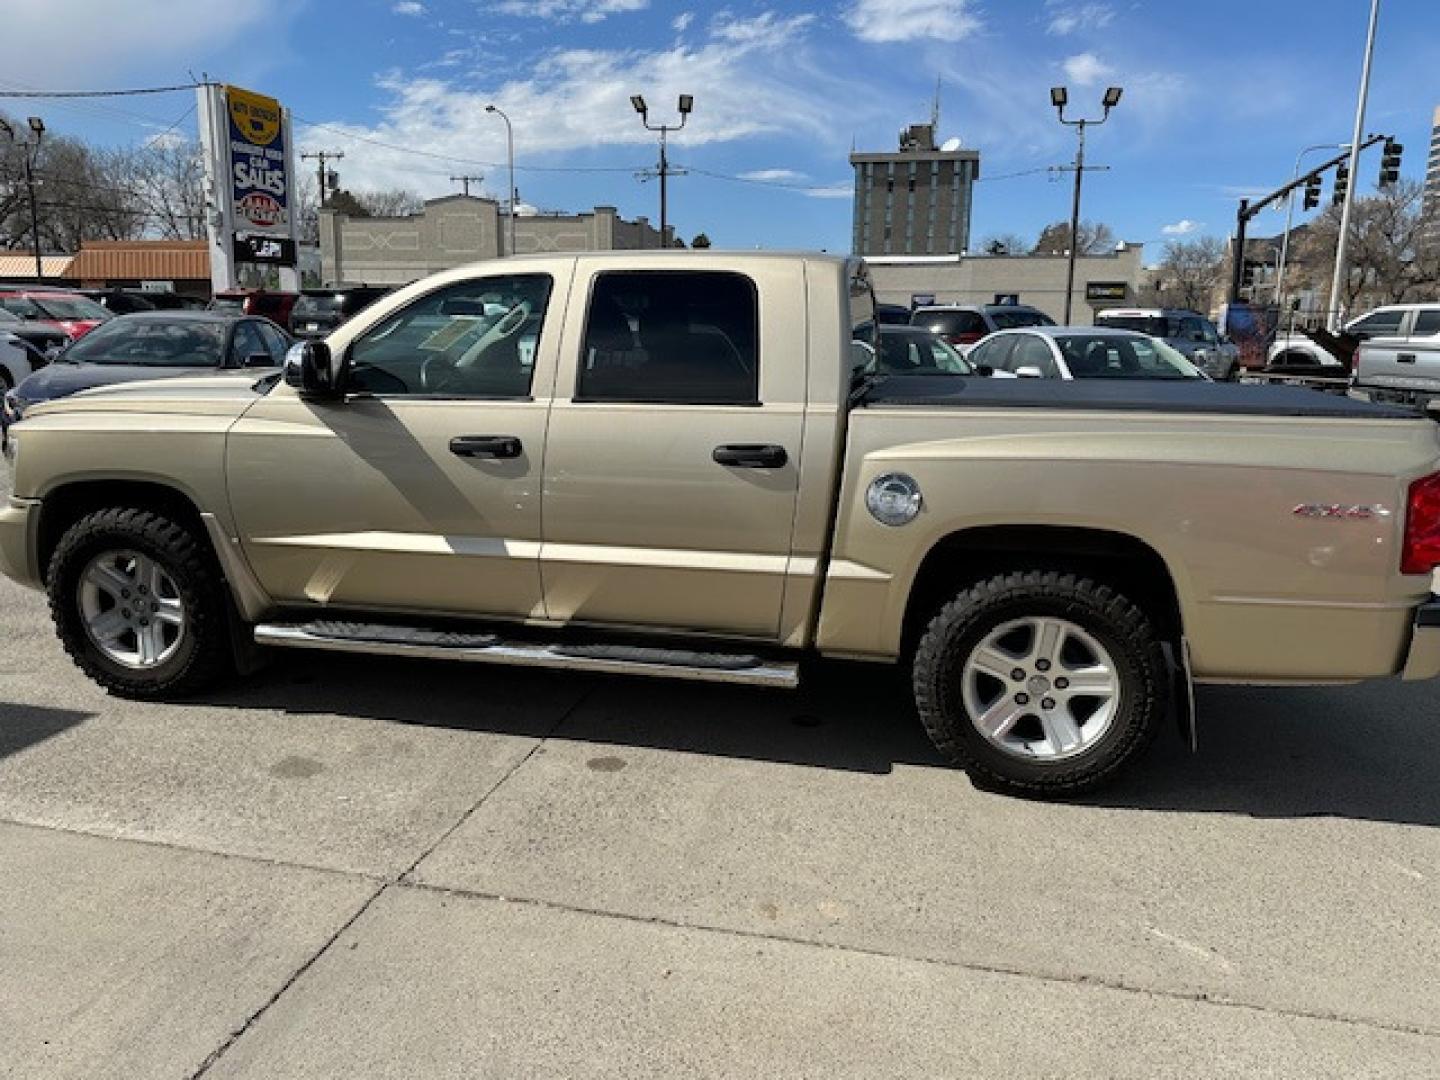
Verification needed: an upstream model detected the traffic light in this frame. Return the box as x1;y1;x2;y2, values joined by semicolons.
1332;161;1349;207
1302;173;1322;211
1379;138;1403;187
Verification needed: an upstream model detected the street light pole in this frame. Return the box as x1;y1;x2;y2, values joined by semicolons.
1050;85;1121;324
1328;0;1381;331
1275;142;1343;317
485;105;516;256
632;94;693;248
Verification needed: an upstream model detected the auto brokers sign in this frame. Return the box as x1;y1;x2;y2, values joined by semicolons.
226;85;290;235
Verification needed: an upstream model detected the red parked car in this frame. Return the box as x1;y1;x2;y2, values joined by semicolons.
0;289;113;340
208;289;300;331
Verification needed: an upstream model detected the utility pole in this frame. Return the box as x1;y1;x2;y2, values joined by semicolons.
449;174;483;197
1049;85;1122;323
1328;0;1381;331
301;150;344;207
1;117;46;280
631;93;693;248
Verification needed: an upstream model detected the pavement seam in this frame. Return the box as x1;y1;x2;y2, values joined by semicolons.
182;685;593;1079
395;682;594;884
186;878;388;1080
398;877;1440;1044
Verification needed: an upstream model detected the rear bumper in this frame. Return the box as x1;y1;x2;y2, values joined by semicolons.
0;495;41;589
1402;597;1440;681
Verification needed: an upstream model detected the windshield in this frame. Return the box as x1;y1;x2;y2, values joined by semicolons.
1096;314;1171;337
209;296;245;313
875;329;973;375
29;294;112;321
1054;333;1204;379
988;308;1055;330
63;318;228;367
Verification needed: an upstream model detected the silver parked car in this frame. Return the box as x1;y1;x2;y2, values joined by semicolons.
965;326;1207;381
1094;307;1238;380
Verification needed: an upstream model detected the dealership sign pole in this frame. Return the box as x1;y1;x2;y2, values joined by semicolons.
197;83;301;294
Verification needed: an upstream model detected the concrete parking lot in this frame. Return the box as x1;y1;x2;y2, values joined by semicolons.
3;472;1440;1077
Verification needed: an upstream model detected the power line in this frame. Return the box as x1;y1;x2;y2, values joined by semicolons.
0;82;207;98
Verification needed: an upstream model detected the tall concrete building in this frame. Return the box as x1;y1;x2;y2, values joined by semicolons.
1426;104;1440;211
849;121;980;256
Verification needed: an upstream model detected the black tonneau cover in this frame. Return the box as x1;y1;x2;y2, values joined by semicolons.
863;377;1415;420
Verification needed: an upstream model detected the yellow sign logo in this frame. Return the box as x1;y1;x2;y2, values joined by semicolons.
227;85;281;147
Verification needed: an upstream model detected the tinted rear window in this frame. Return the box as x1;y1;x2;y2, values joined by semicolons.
293;294;344;318
1096;314;1171;336
913;310;986;335
989;308;1055;330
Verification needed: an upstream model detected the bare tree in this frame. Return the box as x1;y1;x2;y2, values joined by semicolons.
979;232;1029;256
1289;179;1440;312
1032;219;1115;256
351;188;425;217
1153;237;1226;312
115;139;207;240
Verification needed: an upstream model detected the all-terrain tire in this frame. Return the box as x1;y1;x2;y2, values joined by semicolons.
47;507;232;699
912;570;1167;796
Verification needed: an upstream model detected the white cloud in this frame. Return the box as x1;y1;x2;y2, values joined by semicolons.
802;183;853;199
739;168;808;182
1061;51;1113;86
1045;2;1114;35
0;0;279;89
392;1;426;14
844;0;981;43
496;0;647;23
671;11;693;32
1161;219;1202;235
306;13;853;197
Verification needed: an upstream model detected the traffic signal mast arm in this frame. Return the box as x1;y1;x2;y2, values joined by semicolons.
1228;133;1387;303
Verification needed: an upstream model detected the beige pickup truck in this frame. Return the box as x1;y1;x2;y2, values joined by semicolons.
4;252;1440;794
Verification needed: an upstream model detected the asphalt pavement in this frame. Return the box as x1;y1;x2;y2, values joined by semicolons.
3;466;1440;1078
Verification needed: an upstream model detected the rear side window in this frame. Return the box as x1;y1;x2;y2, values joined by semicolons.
1412;310;1440;337
577;271;759;405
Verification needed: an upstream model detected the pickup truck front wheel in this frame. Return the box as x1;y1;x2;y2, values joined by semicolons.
47;508;231;699
913;571;1166;795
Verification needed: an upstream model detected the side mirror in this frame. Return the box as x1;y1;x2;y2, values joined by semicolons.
974;364;995;378
284;340;344;398
245;352;275;368
1015;365;1045;379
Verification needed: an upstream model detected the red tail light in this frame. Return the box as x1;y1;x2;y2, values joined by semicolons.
1401;472;1440;574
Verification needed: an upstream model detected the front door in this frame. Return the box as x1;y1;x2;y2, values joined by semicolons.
227;269;563;619
540;262;806;640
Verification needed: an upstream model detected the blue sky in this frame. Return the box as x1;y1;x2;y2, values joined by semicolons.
2;0;1437;261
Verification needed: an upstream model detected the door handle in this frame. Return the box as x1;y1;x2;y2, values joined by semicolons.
450;435;523;459
713;444;788;468
1398;353;1417;364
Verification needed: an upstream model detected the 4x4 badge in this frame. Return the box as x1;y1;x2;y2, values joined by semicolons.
1292;503;1391;520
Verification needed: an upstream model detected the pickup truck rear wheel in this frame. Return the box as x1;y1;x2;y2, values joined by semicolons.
912;571;1166;795
47;508;231;699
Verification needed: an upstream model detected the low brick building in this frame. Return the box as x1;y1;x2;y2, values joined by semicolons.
319;196;672;286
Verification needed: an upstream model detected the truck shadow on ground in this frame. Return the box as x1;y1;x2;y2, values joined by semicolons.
0;702;92;761
203;652;1440;828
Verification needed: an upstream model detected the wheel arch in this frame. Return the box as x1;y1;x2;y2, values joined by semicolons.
900;524;1185;658
37;478;210;582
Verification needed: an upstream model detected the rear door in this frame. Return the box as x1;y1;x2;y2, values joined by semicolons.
539;259;806;639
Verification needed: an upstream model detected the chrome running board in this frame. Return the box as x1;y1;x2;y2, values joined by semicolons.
253;620;800;689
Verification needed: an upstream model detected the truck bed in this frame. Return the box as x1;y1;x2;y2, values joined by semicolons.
862;377;1414;420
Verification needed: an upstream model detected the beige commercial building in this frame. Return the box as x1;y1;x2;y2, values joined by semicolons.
850;121;979;257
865;245;1146;323
319;195;671;285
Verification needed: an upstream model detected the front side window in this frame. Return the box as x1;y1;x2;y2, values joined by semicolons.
230;322;268;365
256;321;290;360
1056;334;1203;379
1413;310;1440;337
577;271;759;405
348;274;553;397
1011;335;1058;377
